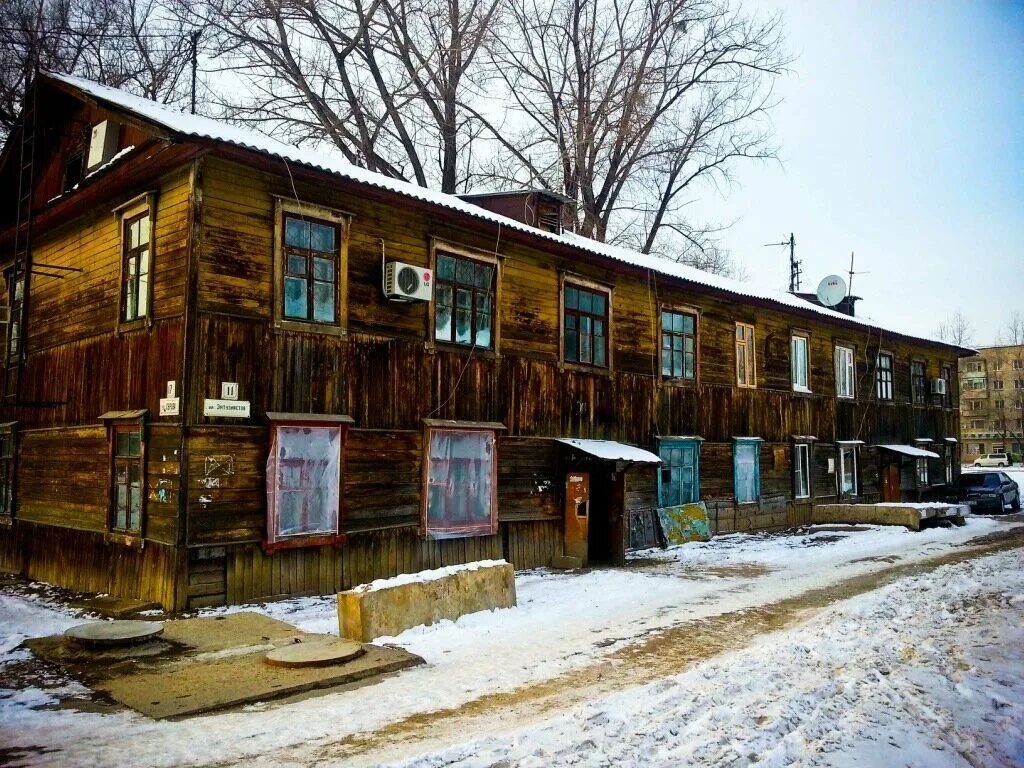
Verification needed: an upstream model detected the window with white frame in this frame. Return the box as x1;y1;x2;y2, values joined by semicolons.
793;442;811;499
733;439;761;503
944;445;954;483
791;334;810;392
835;345;855;399
266;419;346;546
424;428;498;539
837;444;858;497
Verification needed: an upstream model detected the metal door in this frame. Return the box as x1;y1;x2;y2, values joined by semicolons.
564;472;590;564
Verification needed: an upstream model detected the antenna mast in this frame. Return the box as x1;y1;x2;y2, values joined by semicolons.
847;251;854;297
764;233;800;291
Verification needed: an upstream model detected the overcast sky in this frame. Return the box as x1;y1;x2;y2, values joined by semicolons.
692;0;1023;345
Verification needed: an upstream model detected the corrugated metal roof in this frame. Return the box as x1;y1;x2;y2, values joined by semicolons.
556;438;661;464
877;444;941;459
43;72;970;352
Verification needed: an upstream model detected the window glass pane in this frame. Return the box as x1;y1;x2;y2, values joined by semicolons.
313;257;334;282
455;258;475;285
137;215;150;245
662;312;673;331
309;223;335;253
681;314;694;334
116;431;131;456
435;304;452;341
577;290;592;314
456;288;471;309
671;313;684;333
128;431;141;457
580;332;592;363
425;430;495;539
580;316;591;335
592;293;606;316
475;264;494;289
594;320;604;337
475;293;491;314
565;314;576;330
594;337;606;367
476;312;492;348
565;286;578;310
735;443;759;502
116;485;127;529
455;309;472;344
285;217;310;248
565;330;578;361
662;348;672;376
672;351;682;378
313;282;335;322
137;275;149;317
437;254;455;281
284;277;308;319
287;255;306;275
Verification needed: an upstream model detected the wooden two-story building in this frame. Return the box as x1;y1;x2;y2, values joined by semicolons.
0;74;972;611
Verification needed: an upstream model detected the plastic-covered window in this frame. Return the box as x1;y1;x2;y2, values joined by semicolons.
734;441;760;503
425;429;497;539
266;424;341;542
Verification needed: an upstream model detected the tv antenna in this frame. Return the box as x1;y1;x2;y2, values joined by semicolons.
846;251;870;297
764;233;800;292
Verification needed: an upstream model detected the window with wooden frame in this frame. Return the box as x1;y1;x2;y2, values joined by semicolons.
121;212;151;323
793;442;811;499
834;344;855;399
265;415;350;550
735;323;756;387
434;251;496;349
876;353;894;401
911;361;927;404
916;457;929;486
791;333;810;392
423;424;499;539
837;444;859;497
661;310;697;380
940;364;953;406
563;282;609;368
0;424;15;518
110;424;144;534
657;438;701;506
273;199;349;333
733;438;761;503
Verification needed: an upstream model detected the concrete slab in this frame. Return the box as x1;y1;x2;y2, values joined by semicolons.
64;620;164;647
23;612;423;719
69;594;161;619
265;638;365;668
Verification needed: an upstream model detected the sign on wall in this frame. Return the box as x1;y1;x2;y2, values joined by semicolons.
203;399;251;418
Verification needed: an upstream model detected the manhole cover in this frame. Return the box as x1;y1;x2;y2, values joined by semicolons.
264;639;365;668
64;620;164;648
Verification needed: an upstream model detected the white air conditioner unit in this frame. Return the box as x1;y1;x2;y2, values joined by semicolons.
930;378;947;396
383;261;433;302
87;120;120;171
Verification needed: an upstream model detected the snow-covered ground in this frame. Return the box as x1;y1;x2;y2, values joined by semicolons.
0;516;1021;767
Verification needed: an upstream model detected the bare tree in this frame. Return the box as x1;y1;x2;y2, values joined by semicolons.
473;0;788;266
190;0;500;192
934;311;975;347
996;310;1024;346
0;0;194;139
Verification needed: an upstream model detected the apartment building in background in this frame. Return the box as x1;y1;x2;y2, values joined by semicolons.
959;344;1024;457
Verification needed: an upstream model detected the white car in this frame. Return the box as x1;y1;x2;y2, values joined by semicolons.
973;452;1012;468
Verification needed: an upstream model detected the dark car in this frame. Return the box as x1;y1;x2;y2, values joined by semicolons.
954;472;1021;514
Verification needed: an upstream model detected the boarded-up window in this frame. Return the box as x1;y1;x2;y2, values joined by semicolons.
121;212;151;322
661;311;696;380
733;440;761;503
112;425;144;532
435;253;495;348
735;323;755;387
658;439;700;506
266;424;342;542
793;443;810;498
876;353;894;400
564;284;609;367
835;345;855;398
425;429;497;539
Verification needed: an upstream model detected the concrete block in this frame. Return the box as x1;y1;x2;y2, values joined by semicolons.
550;555;584;570
811;503;964;531
338;561;517;642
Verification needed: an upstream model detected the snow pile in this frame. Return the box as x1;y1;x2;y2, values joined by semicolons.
351;559;509;593
385;549;1024;768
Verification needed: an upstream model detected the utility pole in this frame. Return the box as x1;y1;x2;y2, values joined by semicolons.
190;30;200;115
764;233;800;292
847;251;855;297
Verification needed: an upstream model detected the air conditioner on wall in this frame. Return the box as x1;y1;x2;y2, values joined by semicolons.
383;261;433;302
930;378;947;395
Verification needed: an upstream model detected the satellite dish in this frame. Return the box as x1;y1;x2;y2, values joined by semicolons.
816;275;847;307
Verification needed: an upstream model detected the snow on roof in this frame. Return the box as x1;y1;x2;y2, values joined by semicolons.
44;72;964;351
556;438;661;464
877;444;941;459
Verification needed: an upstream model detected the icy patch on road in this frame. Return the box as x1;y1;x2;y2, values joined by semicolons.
386;549;1024;768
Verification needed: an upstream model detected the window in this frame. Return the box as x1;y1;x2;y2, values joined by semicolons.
791;334;810;392
435;253;495;348
969;419;985;429
111;425;143;533
661;310;697;380
876;353;894;400
911;362;926;404
793;442;811;499
1014;359;1023;370
5;273;23;363
941;365;953;406
837;444;858;497
266;418;347;547
735;323;756;387
995;400;1004;409
0;426;14;517
1016;379;1024;390
969;400;982;411
283;215;340;324
121;213;151;322
63;151;86;192
424;428;498;538
835;345;855;399
916;458;929;486
993;379;1004;390
944;444;955;484
563;283;609;368
733;439;761;503
657;439;700;506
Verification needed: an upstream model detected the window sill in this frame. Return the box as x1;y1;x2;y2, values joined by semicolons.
427;341;498;360
736;383;757;390
273;320;347;337
116;317;150;335
660;377;698;388
263;532;346;554
559;361;613;377
106;531;144;549
791;386;812;395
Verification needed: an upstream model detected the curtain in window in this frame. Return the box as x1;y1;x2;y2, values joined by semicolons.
426;430;496;539
734;442;760;503
267;425;341;540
